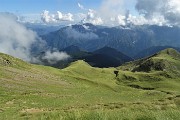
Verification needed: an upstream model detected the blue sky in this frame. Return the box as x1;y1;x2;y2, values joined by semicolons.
0;0;102;14
0;0;140;25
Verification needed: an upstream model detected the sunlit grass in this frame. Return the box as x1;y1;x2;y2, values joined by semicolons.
0;50;180;119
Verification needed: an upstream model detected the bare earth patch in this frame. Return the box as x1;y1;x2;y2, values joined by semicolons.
20;108;44;114
6;99;15;105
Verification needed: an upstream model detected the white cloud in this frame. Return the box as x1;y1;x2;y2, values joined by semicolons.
135;0;180;26
77;3;103;25
18;13;41;24
118;15;126;26
0;13;39;61
78;3;85;10
127;14;167;26
41;10;52;23
99;0;125;18
127;15;147;25
42;51;70;64
81;9;103;25
57;12;74;21
110;15;126;26
41;10;74;24
90;0;180;26
16;0;180;26
98;0;132;26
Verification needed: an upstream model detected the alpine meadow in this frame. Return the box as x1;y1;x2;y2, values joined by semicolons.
0;0;180;120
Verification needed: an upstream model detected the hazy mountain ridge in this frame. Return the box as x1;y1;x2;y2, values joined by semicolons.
36;45;133;68
25;23;64;35
41;23;180;57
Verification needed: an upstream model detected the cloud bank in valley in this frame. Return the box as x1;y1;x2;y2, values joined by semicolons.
0;13;37;61
0;13;70;63
42;51;70;64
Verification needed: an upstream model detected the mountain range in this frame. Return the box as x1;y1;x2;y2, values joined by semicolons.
37;45;133;68
25;23;64;35
41;23;180;57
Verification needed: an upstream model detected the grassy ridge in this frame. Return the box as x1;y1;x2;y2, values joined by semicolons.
0;49;180;119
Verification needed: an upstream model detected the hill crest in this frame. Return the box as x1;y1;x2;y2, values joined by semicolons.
119;48;180;73
0;53;29;67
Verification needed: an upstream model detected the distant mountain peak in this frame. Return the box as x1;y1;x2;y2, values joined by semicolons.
71;23;94;29
94;46;133;61
82;23;94;27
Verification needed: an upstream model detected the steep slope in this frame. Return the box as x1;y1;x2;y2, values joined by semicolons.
0;53;180;119
81;46;133;68
0;53;30;68
81;54;121;68
93;46;133;62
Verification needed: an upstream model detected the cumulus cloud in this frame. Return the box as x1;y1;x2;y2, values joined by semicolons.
111;15;126;26
87;0;180;26
98;0;130;26
65;26;99;40
41;10;74;23
135;0;180;26
135;0;164;17
77;3;103;25
126;14;167;26
42;51;70;64
0;13;39;61
81;9;103;25
17;0;180;27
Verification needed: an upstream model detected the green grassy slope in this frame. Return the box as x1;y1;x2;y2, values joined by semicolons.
0;49;180;120
117;48;180;92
